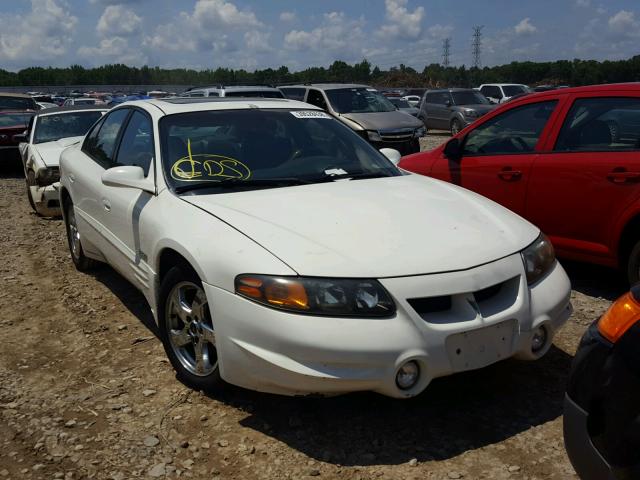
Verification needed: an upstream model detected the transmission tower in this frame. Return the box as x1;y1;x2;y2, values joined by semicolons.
442;38;451;67
472;25;484;68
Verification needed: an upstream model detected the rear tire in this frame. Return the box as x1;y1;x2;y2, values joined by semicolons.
158;264;223;393
63;200;97;272
627;240;640;285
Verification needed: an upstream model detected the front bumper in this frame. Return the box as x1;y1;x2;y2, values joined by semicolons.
564;322;640;479
205;254;571;398
29;181;61;216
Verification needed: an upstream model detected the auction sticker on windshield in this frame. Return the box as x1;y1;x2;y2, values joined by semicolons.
290;111;331;119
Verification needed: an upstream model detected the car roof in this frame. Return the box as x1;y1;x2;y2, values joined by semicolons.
0;92;34;99
0;110;35;115
34;105;109;117
116;97;321;116
480;83;527;87
506;82;640;103
189;85;281;92
427;88;476;93
282;84;373;90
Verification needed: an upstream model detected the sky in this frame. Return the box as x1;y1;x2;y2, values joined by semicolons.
0;0;639;72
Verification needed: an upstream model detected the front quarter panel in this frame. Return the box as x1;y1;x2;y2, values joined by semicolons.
146;191;297;295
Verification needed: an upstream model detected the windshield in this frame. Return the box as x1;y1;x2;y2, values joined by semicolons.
160;109;401;193
225;90;284;98
388;98;411;108
325;88;396;114
0;97;36;111
452;91;490;106
34;111;104;144
75;99;97;104
503;85;528;97
0;113;33;128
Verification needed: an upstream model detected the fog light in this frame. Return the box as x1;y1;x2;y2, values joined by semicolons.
396;361;419;390
531;326;547;353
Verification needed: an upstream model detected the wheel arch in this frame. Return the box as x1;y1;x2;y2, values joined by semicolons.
618;213;640;270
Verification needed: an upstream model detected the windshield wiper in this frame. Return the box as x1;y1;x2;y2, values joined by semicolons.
174;177;311;194
312;171;395;183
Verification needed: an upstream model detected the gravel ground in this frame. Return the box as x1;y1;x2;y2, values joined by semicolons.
0;133;625;480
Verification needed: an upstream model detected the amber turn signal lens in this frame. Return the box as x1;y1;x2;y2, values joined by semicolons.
598;292;640;343
236;277;263;299
264;280;309;310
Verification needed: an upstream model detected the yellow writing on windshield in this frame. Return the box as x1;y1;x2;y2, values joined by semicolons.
170;138;251;182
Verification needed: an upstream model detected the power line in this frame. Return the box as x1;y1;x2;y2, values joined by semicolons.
442;38;451;67
472;25;484;68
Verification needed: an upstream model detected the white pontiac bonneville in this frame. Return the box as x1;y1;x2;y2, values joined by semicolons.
59;97;572;398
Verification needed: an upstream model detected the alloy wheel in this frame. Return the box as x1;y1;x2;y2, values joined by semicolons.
166;281;217;377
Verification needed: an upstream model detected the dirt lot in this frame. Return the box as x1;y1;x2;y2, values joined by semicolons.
0;134;625;480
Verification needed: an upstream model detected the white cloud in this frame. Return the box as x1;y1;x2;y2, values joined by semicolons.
514;17;537;35
377;0;424;39
284;11;366;57
428;24;453;39
77;36;147;65
0;0;78;65
608;10;639;35
244;30;271;53
190;0;261;29
280;11;296;22
97;5;142;37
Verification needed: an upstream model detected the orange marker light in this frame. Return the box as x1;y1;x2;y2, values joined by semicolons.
598;292;640;343
236;277;263;299
264;279;309;310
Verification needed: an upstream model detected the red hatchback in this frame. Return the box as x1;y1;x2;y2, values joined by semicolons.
399;83;640;283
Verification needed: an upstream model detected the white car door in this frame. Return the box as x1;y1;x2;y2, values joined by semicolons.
98;109;156;289
69;108;131;261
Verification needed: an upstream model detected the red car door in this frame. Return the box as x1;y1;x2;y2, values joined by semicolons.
429;98;563;216
526;91;640;266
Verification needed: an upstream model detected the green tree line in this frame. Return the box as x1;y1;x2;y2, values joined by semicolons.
1;56;640;88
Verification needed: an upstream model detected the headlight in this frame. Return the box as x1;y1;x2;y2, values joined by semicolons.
414;127;426;138
521;233;555;285
463;109;479;118
367;130;382;142
235;275;396;317
35;167;59;186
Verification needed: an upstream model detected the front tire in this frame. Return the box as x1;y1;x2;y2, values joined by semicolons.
451;119;462;136
25;170;37;213
158;265;222;392
64;200;97;271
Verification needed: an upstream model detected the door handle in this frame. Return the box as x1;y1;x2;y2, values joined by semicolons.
102;199;111;211
497;168;522;181
607;169;640;184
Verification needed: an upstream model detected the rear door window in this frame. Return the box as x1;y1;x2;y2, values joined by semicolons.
464;101;558;155
554;97;640;152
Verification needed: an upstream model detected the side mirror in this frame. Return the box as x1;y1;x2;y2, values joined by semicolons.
445;100;452;107
380;148;402;166
101;165;154;193
443;138;463;161
12;133;27;143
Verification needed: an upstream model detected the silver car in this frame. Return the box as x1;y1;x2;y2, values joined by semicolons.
281;84;425;155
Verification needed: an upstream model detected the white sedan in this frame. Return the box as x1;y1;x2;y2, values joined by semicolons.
21;106;107;216
59;98;572;398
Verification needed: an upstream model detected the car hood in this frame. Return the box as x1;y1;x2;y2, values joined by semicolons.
182;174;538;278
339;110;423;131
400;107;420;117
33;136;84;167
458;104;495;115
